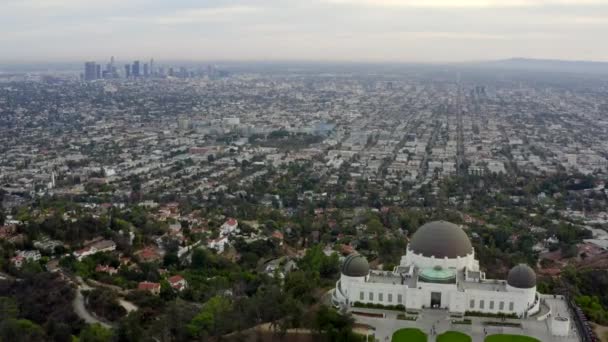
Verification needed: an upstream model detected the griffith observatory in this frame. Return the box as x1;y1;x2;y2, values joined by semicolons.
332;221;541;317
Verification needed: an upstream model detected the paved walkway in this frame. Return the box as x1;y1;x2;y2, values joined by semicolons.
352;308;579;342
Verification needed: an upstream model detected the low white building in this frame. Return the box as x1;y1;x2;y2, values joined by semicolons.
73;239;117;261
220;218;239;236
11;250;42;268
207;236;229;253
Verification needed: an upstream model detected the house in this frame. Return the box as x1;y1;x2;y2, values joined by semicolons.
207;236;229;253
11;250;41;268
168;275;188;291
220;218;239;236
33;236;63;252
138;281;161;295
168;222;182;234
46;259;61;273
271;231;284;246
73;239;117;261
134;247;162;263
95;265;118;275
0;225;17;239
10;255;25;269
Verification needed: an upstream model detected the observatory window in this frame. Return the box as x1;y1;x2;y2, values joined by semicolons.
397;294;403;304
470;300;475;309
500;301;505;310
388;294;393;303
378;293;383;302
369;292;374;301
359;291;364;301
479;300;485;309
490;301;494;309
509;302;514;311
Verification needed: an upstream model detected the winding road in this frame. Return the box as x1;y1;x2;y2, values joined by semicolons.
71;276;137;328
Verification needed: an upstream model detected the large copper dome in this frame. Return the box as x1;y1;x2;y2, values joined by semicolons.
409;221;473;258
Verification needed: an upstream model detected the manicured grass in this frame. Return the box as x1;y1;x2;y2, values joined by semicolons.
485;334;541;342
391;328;427;342
437;331;472;342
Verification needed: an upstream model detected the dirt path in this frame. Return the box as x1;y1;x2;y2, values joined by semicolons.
592;323;608;342
119;298;138;313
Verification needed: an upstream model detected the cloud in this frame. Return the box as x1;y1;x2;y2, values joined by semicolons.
326;0;606;9
154;6;259;25
1;0;608;62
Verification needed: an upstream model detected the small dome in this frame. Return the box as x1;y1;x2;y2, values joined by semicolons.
341;254;369;277
507;264;536;289
409;221;473;258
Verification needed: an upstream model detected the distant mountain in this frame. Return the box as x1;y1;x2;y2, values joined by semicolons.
469;58;608;75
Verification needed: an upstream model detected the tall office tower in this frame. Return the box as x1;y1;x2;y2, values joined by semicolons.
143;63;149;77
106;56;116;78
96;64;101;79
84;61;97;81
149;58;155;76
177;116;191;131
124;64;131;78
132;61;140;77
168;67;174;77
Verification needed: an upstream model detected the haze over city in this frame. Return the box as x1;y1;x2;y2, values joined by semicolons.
3;1;608;342
3;0;608;63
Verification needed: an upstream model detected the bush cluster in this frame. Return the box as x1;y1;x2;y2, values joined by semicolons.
465;311;517;319
396;314;417;321
352;302;405;311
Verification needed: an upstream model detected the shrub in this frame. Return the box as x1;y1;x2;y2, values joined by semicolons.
397;314;417;321
351;302;405;311
465;311;517;319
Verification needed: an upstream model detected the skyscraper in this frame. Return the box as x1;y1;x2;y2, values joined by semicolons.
124;64;131;78
132;61;140;78
149;58;155;76
96;64;101;79
143;63;149;78
84;61;97;81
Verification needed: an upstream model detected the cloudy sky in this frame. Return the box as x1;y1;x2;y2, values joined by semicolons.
2;0;608;63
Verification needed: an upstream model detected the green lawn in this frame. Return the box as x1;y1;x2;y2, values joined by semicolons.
391;328;427;342
485;334;541;342
437;331;472;342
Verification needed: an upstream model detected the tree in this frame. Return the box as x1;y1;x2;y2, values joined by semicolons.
187;296;232;338
0;296;18;321
313;306;362;342
86;288;126;322
163;252;179;267
115;312;144;342
152;300;199;342
160;280;176;301
79;323;113;342
191;248;208;269
0;319;45;342
45;320;72;342
298;245;339;280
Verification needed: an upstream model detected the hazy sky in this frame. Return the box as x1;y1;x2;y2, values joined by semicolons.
2;0;608;63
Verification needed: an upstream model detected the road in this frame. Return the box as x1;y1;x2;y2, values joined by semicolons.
71;276;137;327
72;286;112;328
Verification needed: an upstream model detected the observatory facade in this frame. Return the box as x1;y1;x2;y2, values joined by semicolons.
332;221;540;317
